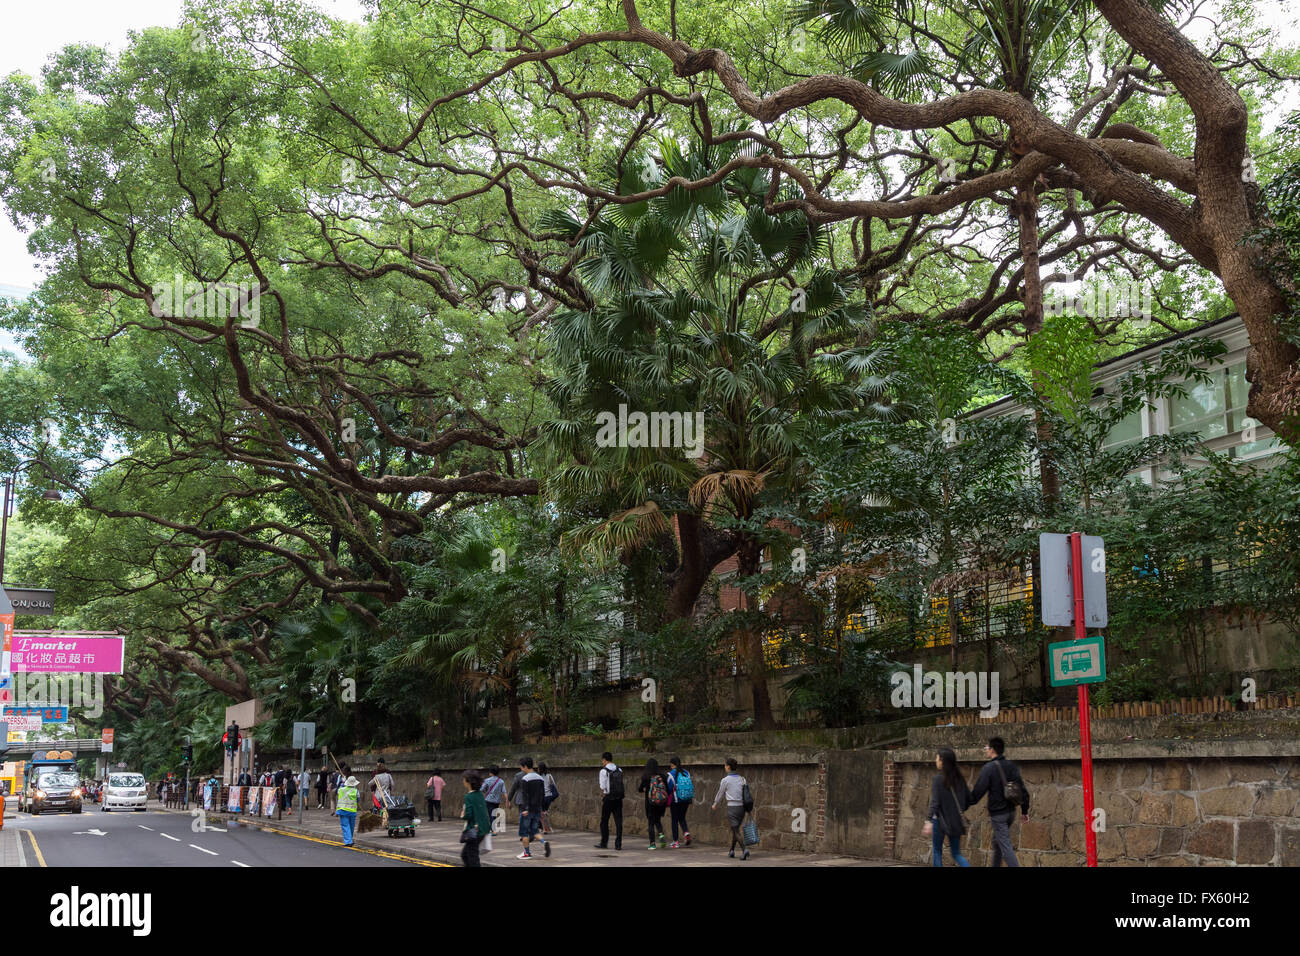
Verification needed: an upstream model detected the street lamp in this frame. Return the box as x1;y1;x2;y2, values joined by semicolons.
0;460;62;584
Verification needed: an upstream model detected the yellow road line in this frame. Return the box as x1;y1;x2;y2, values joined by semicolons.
27;830;47;867
247;822;450;867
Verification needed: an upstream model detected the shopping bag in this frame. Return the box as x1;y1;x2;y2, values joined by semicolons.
742;815;760;846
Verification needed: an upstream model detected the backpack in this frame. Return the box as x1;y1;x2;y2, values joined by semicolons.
994;759;1024;809
605;765;625;800
673;769;694;801
545;775;559;801
648;773;669;807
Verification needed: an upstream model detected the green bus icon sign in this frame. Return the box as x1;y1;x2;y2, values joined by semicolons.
1049;637;1106;686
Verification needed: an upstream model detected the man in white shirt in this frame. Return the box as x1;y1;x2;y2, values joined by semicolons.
596;752;624;850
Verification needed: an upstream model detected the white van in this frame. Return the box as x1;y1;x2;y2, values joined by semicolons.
102;772;148;811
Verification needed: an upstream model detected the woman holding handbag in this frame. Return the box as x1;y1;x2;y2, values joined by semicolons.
924;747;972;867
461;771;492;867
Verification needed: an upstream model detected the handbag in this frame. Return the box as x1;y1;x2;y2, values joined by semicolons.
460;825;477;844
947;785;968;836
742;814;760;846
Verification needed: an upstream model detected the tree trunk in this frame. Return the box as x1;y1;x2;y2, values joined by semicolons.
507;676;523;744
1015;181;1062;509
736;538;776;730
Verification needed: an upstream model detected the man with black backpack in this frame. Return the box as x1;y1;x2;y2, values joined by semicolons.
595;752;624;850
968;736;1031;867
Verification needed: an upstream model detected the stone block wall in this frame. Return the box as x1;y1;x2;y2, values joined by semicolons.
895;756;1300;866
892;710;1300;866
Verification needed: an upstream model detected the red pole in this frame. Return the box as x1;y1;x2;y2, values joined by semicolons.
1070;531;1098;867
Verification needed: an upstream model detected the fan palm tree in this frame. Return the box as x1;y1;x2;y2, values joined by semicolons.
538;133;894;728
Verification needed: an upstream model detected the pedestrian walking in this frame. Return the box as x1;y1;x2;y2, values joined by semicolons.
710;757;750;860
667;757;693;847
481;766;506;829
298;768;311;810
284;769;297;812
595;752;624;850
334;775;360;847
925;747;972;867
461;772;491;867
316;767;328;809
638;758;671;849
328;768;342;809
426;769;445;822
507;762;528;820
538;762;557;834
967;736;1031;867
515;758;551;859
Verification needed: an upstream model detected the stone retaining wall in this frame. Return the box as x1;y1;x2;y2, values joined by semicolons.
891;710;1300;866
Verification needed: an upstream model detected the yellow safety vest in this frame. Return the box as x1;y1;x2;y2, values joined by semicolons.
337;786;358;812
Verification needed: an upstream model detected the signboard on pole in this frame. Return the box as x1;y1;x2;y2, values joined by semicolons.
11;633;125;674
3;705;68;722
1039;533;1108;627
1049;636;1108;686
101;727;114;753
0;587;14;703
292;722;316;750
2;587;56;615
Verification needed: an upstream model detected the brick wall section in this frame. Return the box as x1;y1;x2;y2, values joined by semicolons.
883;758;901;856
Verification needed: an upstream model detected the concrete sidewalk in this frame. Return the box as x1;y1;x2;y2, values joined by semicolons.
1;814;28;867
158;803;902;867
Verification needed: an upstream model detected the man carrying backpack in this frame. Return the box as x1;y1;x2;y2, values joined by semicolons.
967;736;1031;867
481;766;506;830
595;752;624;850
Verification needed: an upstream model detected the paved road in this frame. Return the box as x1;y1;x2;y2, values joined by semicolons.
7;806;430;867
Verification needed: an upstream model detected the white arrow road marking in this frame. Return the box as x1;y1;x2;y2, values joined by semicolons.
160;833;181;842
189;844;218;856
73;829;108;836
231;860;250;867
137;825;153;831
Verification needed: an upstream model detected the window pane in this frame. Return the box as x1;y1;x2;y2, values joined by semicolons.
1169;372;1227;439
1104;406;1143;448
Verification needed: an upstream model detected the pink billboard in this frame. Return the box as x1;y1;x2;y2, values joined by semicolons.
10;633;124;674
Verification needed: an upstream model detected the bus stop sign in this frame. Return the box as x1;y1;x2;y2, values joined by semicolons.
1049;636;1107;686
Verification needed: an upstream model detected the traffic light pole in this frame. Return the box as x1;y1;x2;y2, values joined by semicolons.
183;735;190;810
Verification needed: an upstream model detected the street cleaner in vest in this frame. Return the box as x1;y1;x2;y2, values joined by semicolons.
334;775;361;847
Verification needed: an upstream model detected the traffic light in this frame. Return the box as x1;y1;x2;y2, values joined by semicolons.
224;721;240;755
183;742;193;763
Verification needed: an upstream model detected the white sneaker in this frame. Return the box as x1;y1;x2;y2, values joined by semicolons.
516;851;532;859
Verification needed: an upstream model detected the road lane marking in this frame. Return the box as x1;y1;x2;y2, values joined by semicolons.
137;825;153;831
26;830;47;867
189;843;218;856
231;860;250;867
160;833;181;842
